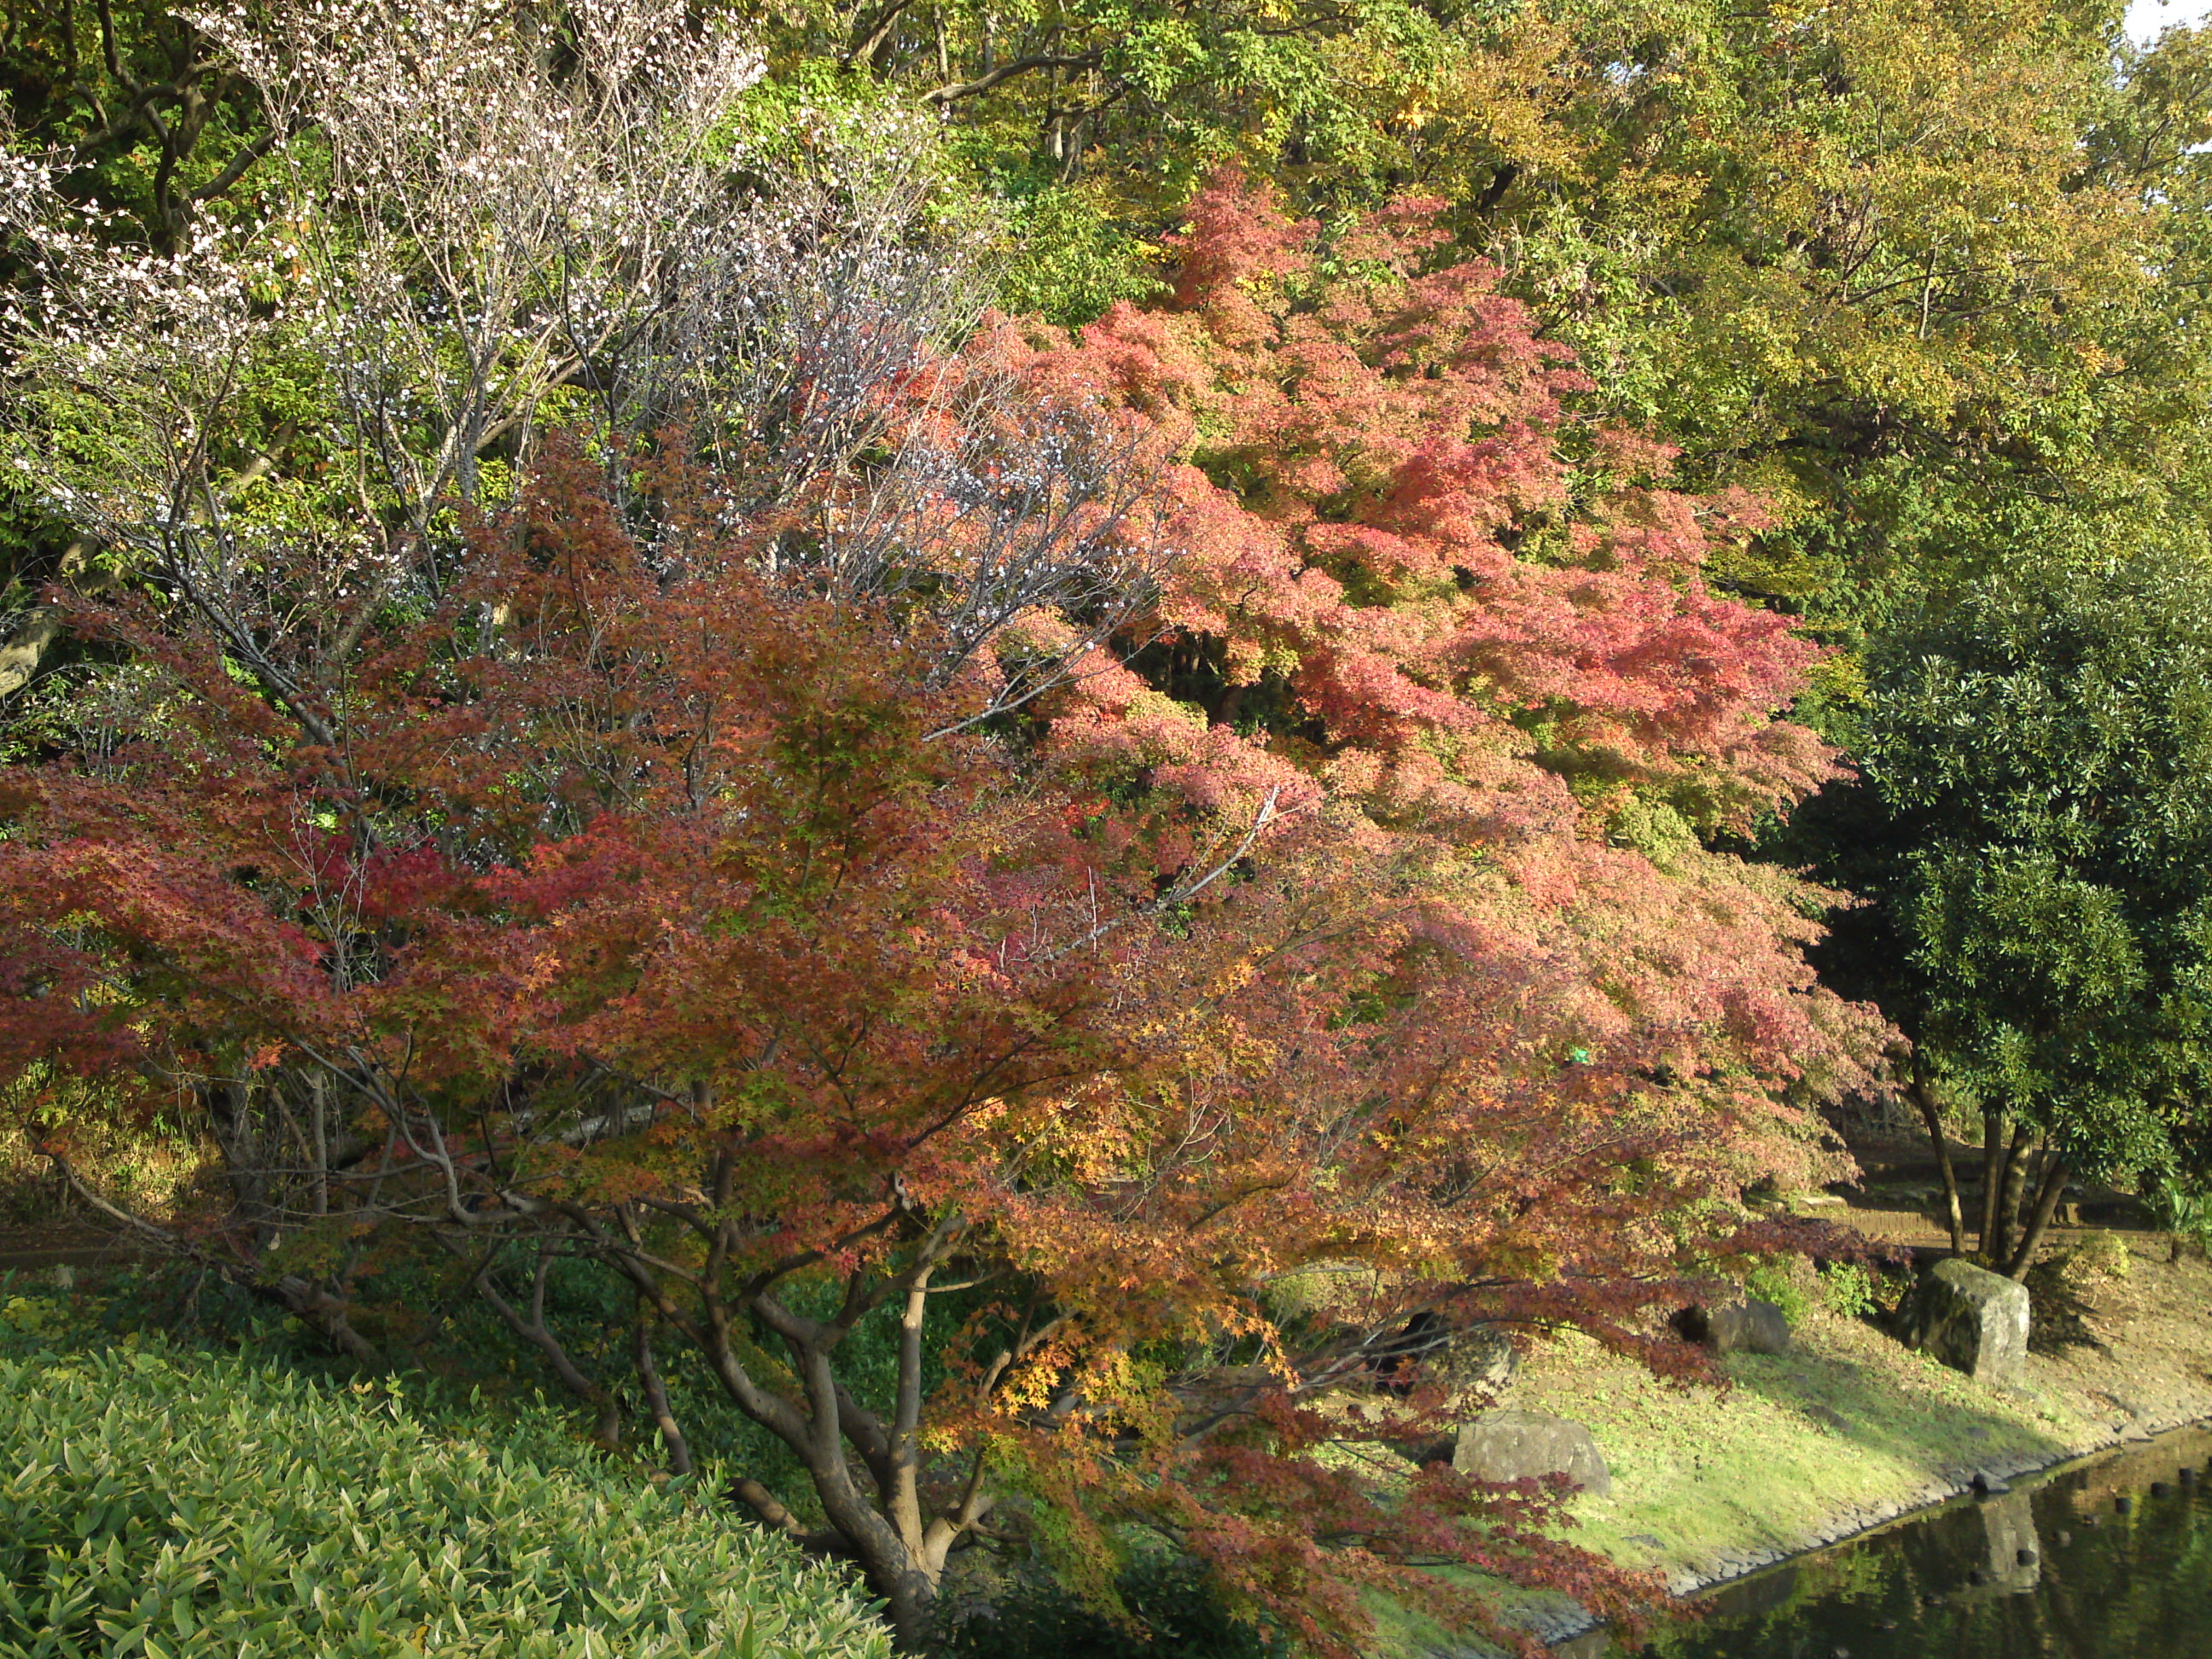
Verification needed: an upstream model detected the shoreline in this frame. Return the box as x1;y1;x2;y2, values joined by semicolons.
1484;1234;2212;1651
1511;1376;2212;1651
1651;1396;2212;1604
1536;1412;2212;1655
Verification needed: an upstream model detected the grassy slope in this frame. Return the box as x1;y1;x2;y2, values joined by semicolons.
1365;1302;2120;1657
1516;1309;2081;1589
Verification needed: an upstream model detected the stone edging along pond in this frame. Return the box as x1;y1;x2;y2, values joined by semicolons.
1659;1397;2212;1599
1493;1246;2212;1651
1514;1400;2212;1652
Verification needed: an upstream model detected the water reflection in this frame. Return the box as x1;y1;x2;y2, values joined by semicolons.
1974;1488;2040;1597
1614;1425;2212;1659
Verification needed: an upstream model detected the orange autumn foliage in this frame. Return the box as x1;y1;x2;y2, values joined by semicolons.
0;173;1885;1656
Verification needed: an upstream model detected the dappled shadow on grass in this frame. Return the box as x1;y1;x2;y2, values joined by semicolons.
1720;1321;2075;1498
2020;1261;2108;1358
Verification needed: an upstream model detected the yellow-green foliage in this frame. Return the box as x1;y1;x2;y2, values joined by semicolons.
2067;1230;2134;1283
0;1342;891;1658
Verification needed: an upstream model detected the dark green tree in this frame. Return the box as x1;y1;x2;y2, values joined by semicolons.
1839;544;2212;1276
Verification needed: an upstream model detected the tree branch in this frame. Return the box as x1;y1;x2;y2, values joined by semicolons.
923;52;1101;104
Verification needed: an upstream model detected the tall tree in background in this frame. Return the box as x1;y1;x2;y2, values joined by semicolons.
0;0;286;690
14;0;2212;702
1845;546;2212;1278
835;0;2212;679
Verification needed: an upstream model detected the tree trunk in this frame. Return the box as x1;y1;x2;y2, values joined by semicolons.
2014;1139;2046;1248
633;1310;693;1476
1990;1122;2033;1266
875;1573;940;1655
2005;1155;2070;1280
309;1072;330;1217
1911;1060;1966;1256
1978;1104;2005;1264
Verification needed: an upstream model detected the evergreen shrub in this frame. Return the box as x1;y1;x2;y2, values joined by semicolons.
0;1337;890;1658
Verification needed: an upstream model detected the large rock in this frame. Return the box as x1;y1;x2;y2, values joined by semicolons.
1447;1321;1522;1397
1372;1314;1521;1401
1712;1299;1791;1354
1672;1297;1791;1354
1909;1258;2030;1385
1453;1409;1612;1497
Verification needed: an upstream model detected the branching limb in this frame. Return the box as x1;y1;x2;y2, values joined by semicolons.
468;1241;623;1446
923;52;1101;103
633;1302;694;1476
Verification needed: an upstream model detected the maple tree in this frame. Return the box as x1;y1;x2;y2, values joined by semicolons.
1039;169;1883;1141
11;3;2212;1650
0;434;1638;1654
0;102;1886;1647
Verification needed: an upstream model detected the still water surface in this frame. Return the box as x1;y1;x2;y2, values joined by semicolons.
1613;1424;2212;1659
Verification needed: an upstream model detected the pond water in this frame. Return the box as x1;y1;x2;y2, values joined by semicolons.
1592;1423;2212;1659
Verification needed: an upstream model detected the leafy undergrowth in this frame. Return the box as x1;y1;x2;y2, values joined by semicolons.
1511;1308;2086;1590
0;1300;891;1659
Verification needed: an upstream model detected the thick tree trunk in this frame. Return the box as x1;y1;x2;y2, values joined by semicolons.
1911;1061;1966;1256
2005;1155;2070;1281
725;1470;938;1647
609;1201;992;1656
1978;1105;2005;1264
874;1573;940;1655
1991;1122;2033;1267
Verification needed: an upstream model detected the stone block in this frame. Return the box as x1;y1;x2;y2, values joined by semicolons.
1910;1258;2030;1386
1452;1408;1611;1497
1672;1297;1791;1354
1708;1298;1791;1354
1447;1321;1521;1396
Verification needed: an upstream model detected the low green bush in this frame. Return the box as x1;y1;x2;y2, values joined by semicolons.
0;1336;890;1658
1814;1262;1880;1321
